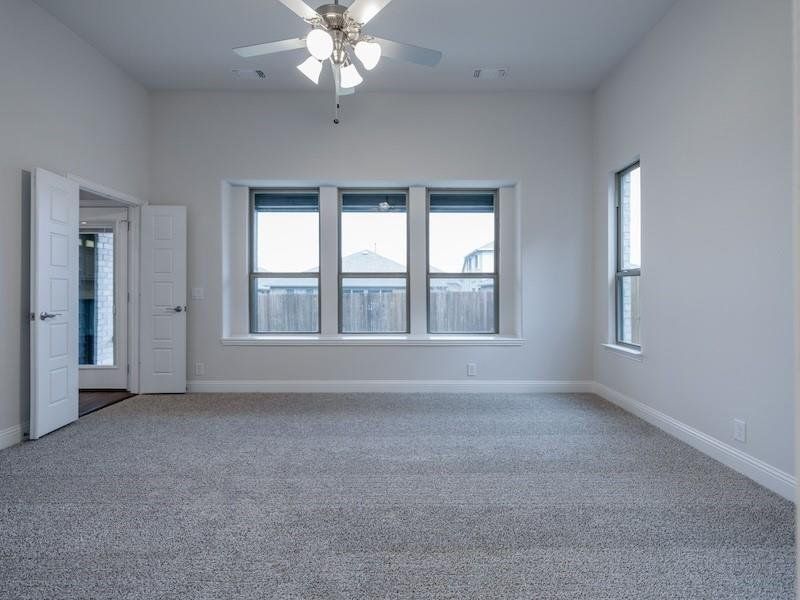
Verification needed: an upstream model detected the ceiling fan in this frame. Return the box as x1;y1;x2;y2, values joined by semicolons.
234;0;443;122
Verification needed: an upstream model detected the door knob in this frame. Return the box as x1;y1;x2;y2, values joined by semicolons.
39;312;60;320
168;306;183;313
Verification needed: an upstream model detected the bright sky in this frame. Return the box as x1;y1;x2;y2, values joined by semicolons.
256;213;319;272
256;211;495;273
429;213;494;272
341;213;407;267
627;167;642;269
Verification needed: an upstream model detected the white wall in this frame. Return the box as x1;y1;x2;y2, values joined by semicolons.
149;91;594;387
593;0;794;475
0;0;150;438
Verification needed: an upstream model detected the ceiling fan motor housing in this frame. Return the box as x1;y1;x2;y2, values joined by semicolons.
316;3;347;28
315;3;362;65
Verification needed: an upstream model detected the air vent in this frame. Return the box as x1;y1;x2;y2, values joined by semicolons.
473;67;508;80
232;69;267;80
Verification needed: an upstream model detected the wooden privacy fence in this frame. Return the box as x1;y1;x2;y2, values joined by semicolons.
254;288;494;333
254;290;318;332
429;289;494;333
341;290;407;332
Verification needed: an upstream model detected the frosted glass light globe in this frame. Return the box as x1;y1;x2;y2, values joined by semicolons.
354;40;381;70
306;29;333;60
297;56;323;84
340;63;363;88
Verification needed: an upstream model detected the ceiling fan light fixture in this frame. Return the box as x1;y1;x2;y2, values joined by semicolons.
354;40;381;70
306;28;333;60
297;56;323;84
340;63;363;88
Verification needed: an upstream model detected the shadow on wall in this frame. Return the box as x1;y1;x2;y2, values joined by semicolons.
20;170;30;435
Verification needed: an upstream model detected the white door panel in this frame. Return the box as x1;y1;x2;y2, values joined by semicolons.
30;168;80;439
140;206;187;393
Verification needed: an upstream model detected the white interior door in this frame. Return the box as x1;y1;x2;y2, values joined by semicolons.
30;168;80;439
140;206;187;393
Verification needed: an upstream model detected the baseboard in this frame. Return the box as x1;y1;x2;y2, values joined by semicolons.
0;422;25;451
187;379;595;394
592;382;796;501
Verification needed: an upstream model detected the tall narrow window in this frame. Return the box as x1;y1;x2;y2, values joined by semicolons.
616;162;641;347
250;190;320;333
339;191;408;334
428;191;498;334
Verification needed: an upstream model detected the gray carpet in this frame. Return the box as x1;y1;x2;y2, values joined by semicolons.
0;393;794;599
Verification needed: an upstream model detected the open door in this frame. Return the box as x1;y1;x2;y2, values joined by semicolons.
140;206;187;393
30;168;80;439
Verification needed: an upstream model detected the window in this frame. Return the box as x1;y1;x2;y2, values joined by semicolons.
230;184;518;343
250;190;320;333
79;229;115;365
615;162;641;347
339;191;408;333
427;191;498;334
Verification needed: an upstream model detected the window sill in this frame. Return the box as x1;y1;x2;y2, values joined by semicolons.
221;335;525;347
602;343;643;362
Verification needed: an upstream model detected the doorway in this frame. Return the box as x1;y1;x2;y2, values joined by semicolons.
77;191;134;415
30;169;185;438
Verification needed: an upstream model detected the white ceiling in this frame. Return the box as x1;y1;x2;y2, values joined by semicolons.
34;0;676;92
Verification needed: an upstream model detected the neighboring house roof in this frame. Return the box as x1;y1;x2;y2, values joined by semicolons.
462;241;495;272
269;250;407;290
466;241;494;255
307;249;409;273
342;249;405;273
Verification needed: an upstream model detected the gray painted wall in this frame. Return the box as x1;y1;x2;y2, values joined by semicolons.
149;91;595;385
0;0;150;435
592;0;794;474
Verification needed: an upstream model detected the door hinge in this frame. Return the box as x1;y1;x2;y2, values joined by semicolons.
30;312;35;322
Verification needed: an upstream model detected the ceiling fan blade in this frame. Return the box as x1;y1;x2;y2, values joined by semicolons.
233;37;306;58
331;62;355;96
370;37;442;67
275;0;319;20
345;0;393;25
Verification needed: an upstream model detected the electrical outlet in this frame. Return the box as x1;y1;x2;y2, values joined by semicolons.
733;418;747;443
467;362;477;377
194;362;206;377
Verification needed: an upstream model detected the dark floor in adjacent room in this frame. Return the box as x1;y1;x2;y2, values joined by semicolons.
78;390;136;417
0;393;793;599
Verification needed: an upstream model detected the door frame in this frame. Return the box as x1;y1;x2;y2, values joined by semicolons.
68;174;143;394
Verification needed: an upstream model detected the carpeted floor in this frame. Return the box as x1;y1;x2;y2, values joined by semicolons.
0;393;794;599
